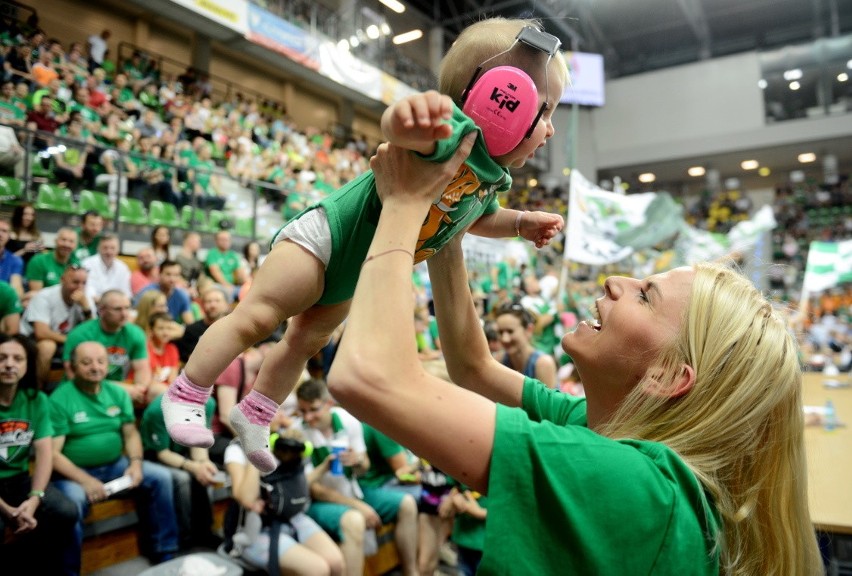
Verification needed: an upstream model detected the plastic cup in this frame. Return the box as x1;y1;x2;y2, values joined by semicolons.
330;439;347;476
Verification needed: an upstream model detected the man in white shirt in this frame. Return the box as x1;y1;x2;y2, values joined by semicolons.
81;233;131;303
296;378;418;576
86;29;111;70
20;264;93;387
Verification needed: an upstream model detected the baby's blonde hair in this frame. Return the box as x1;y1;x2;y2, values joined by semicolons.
439;18;569;106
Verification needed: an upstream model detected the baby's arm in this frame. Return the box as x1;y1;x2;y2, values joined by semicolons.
468;207;564;249
381;90;454;155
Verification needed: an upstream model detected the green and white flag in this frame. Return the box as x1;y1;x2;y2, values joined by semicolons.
803;240;852;292
566;170;683;265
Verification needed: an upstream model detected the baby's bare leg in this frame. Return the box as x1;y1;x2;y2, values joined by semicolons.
164;241;325;449
231;300;351;472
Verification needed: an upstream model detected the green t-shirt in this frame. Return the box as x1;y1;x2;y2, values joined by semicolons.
63;320;148;382
357;423;407;488
452;487;488;552
480;379;721;575
73;230;101;261
49;380;134;468
0;390;53;478
205;249;241;283
25;251;75;288
0;100;25;123
0;280;23;318
190;158;215;191
140;394;215;455
292;104;507;306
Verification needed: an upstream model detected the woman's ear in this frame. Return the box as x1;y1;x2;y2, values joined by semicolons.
643;364;695;399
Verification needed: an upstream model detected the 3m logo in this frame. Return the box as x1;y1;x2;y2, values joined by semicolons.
489;87;521;112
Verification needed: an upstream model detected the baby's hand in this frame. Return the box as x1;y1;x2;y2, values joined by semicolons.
382;90;454;148
520;211;564;249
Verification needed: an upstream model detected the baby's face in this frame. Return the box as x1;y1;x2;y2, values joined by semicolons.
493;72;562;169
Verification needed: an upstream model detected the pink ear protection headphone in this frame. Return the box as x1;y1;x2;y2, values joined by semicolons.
461;27;562;156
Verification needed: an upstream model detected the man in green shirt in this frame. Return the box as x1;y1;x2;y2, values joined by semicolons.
49;341;179;564
25;227;78;293
63;290;151;405
0;80;26;126
140;394;219;549
204;230;245;300
72;211;104;262
0;280;22;335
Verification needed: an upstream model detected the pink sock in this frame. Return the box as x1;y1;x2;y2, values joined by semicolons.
168;372;211;404
237;389;278;425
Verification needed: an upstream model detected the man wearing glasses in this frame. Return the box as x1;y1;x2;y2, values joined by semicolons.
62;289;152;406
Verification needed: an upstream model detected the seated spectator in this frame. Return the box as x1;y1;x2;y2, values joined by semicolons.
0;125;23;178
53;117;95;194
0;334;79;575
188;143;225;210
81;232;131;303
296;378;418;576
150;226;171;266
72;211;104;263
139;390;219;551
8;204;44;266
174;231;204;295
0;280;21;336
448;486;488;576
224;426;344;575
146;312;180;387
175;284;230;364
493;302;558;388
63;290;154;406
0;216;24;298
20;264;92;388
50;341;179;565
205;231;245;301
135;260;194;325
24;227;78;294
130;247;159;296
95;139;138;201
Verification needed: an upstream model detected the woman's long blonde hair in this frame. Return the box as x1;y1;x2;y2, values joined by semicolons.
600;262;822;575
134;290;168;333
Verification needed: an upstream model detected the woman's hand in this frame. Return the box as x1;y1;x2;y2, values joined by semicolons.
370;131;477;207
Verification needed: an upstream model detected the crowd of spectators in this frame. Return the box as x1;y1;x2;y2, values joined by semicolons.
0;13;849;575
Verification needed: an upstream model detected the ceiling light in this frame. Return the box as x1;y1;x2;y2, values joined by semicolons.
366;25;380;39
848;59;852;69
839;72;849;82
783;68;802;81
528;178;538;187
562;167;571;176
337;39;350;51
380;23;391;35
349;35;360;48
379;0;405;13
798;152;816;163
757;79;767;89
687;166;705;177
758;167;771;177
392;30;423;45
789;81;800;90
620;182;630;191
638;173;655;183
741;160;759;170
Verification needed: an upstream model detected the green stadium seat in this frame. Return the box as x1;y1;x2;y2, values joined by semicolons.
234;216;254;238
0;177;24;203
34;184;76;213
148;200;181;228
78;190;113;219
180;205;208;230
206;210;230;233
118;197;148;226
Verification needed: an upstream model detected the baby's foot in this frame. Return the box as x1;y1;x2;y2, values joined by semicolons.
163;373;213;448
230;390;279;474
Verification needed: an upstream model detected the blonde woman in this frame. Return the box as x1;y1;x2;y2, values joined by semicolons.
326;140;822;575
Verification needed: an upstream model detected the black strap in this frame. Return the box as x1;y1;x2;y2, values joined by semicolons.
267;518;281;576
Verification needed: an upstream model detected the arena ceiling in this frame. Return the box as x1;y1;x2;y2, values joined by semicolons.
391;0;852;80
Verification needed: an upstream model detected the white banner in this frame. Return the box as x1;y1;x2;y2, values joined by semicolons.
803;240;852;292
566;170;681;265
170;0;248;34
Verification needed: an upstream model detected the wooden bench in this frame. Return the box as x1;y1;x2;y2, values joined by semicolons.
81;485;232;574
